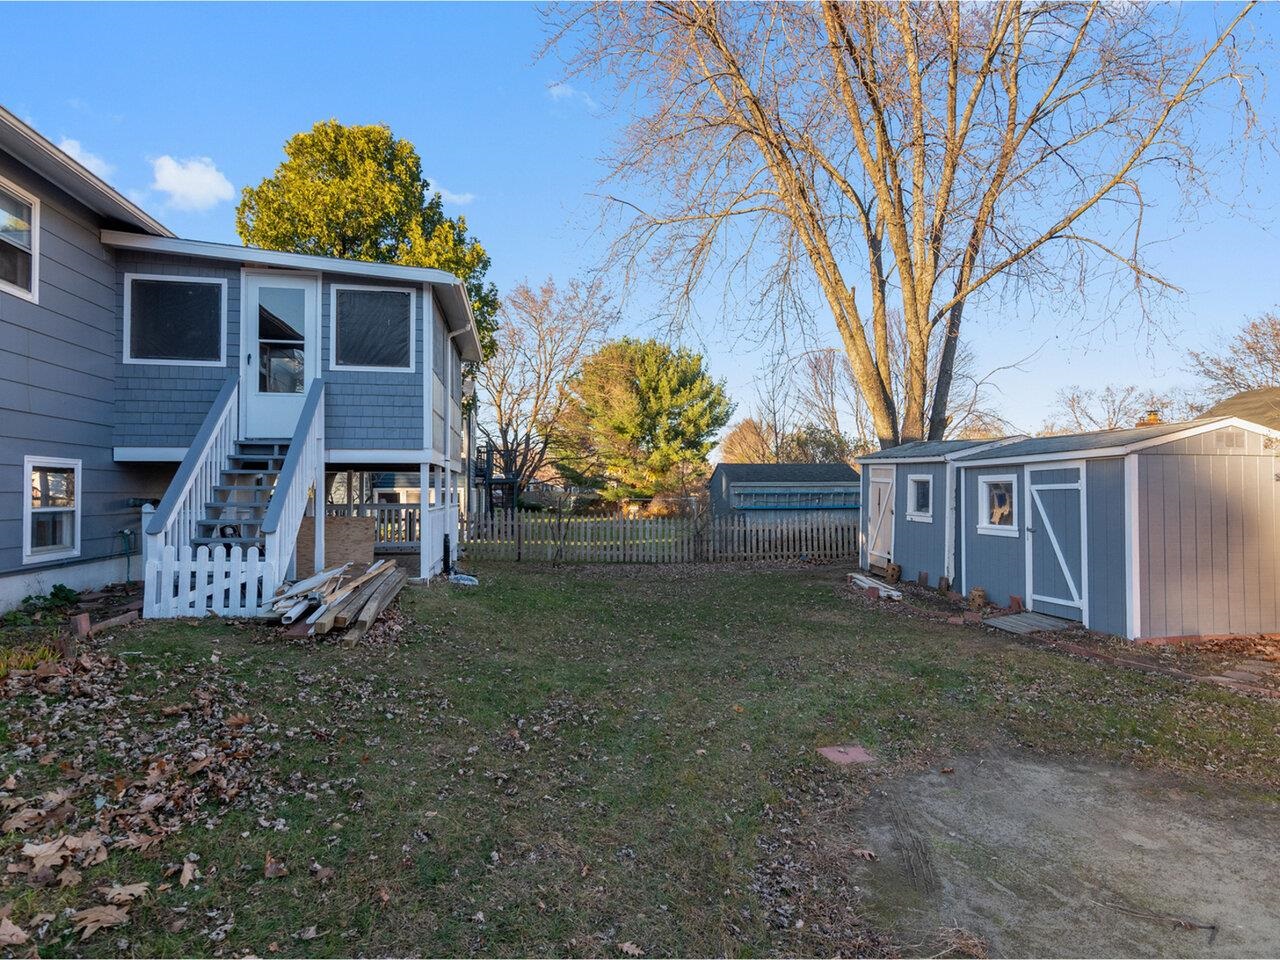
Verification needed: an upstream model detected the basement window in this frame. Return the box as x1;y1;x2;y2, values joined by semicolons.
23;456;81;564
906;475;933;522
331;286;415;371
0;178;38;302
124;275;226;365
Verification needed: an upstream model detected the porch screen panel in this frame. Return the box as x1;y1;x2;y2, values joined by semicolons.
129;279;223;361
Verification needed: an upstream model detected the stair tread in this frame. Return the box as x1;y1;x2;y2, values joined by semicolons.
198;516;264;526
221;468;280;476
192;536;265;547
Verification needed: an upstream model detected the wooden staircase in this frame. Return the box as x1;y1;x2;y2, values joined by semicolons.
192;439;289;553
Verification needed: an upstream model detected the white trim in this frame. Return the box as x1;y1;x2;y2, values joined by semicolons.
905;474;933;522
0;174;39;304
122;273;227;367
328;283;417;373
241;270;321;438
326;448;444;465
958;467;967;593
423;284;434;454
22;455;82;565
975;473;1018;537
854;436;1026;467
1079;462;1090;628
1124;453;1141;639
114;446;187;462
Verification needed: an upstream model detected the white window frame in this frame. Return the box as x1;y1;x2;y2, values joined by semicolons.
23;455;82;564
329;283;417;373
122;273;228;367
976;473;1019;538
906;474;933;522
0;175;39;304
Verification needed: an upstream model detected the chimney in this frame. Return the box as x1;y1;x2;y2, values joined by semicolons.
1137;409;1162;427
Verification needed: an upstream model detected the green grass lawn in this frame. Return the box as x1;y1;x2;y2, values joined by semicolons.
1;562;1276;957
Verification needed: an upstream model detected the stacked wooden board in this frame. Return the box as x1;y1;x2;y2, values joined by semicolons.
263;559;409;645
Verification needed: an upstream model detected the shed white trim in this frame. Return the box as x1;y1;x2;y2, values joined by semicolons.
1124;453;1141;640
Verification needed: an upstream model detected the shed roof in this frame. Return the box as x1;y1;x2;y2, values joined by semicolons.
711;462;859;483
1204;388;1280;431
955;418;1232;462
858;438;1002;461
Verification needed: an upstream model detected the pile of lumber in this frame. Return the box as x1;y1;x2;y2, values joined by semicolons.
264;559;408;645
847;572;903;601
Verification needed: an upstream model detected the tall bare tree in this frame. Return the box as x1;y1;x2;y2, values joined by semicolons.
547;1;1260;446
1041;384;1193;435
1188;311;1280;401
475;277;615;489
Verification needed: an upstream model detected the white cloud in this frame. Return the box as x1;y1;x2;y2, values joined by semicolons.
58;138;115;180
429;177;475;206
546;81;599;112
149;155;234;211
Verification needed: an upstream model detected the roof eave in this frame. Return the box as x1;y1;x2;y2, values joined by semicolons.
0;106;173;237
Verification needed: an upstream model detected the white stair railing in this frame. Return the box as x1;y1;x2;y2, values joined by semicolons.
144;373;239;565
261;379;325;584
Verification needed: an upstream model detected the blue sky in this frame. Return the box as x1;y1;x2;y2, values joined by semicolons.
7;1;1278;432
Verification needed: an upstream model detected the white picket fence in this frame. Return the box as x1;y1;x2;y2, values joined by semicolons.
143;544;278;618
463;511;858;564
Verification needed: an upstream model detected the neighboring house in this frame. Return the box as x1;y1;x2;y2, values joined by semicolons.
1204;387;1280;431
859;417;1280;641
708;463;861;519
0;107;480;614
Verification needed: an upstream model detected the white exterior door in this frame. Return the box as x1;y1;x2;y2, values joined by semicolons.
867;466;895;567
242;273;319;438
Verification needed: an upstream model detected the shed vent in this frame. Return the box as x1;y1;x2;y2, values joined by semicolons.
1216;428;1245;449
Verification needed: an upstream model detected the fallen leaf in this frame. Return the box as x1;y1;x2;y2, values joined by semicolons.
100;882;149;905
227;713;251;728
264;853;289;878
619;941;644;956
941;767;955;775
2;775;16;790
314;866;335;884
179;861;199;887
71;904;129;940
851;848;877;861
0;918;28;946
2;808;43;833
295;925;318;940
57;865;82;887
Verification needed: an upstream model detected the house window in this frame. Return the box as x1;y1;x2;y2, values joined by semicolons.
124;275;226;365
906;475;933;522
23;456;81;564
332;286;414;371
977;475;1018;537
0;179;38;302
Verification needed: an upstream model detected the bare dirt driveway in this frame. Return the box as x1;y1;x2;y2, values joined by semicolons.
853;751;1280;957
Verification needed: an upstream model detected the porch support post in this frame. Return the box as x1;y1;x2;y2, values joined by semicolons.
419;462;431;579
313;452;325;578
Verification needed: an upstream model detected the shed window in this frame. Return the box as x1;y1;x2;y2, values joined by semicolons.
0;180;37;301
124;276;225;364
24;456;81;564
906;475;933;522
332;287;414;370
977;475;1017;537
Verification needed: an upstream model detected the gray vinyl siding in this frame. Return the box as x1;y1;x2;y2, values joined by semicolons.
1137;429;1280;638
1084;458;1128;636
0;148;161;576
891;463;947;586
321;274;424;450
959;464;1025;607
112;251;241;447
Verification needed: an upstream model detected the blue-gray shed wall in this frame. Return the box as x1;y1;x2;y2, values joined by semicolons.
1084;458;1127;636
891;462;948;586
959;464;1025;607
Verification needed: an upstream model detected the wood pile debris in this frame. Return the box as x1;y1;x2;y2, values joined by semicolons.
263;560;408;645
846;572;903;600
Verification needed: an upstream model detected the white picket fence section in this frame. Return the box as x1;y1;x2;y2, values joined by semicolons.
463;511;858;564
143;544;277;618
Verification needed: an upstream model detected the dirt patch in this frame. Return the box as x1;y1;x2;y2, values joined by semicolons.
848;752;1280;957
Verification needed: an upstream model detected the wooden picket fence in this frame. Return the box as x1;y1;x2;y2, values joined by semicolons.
143;544;277;618
463;511;858;564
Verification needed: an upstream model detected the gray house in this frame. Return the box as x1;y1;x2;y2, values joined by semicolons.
1;107;480;614
859;418;1280;641
708;462;860;518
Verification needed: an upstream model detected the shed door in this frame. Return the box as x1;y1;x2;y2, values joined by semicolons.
1025;464;1086;624
867;466;894;567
